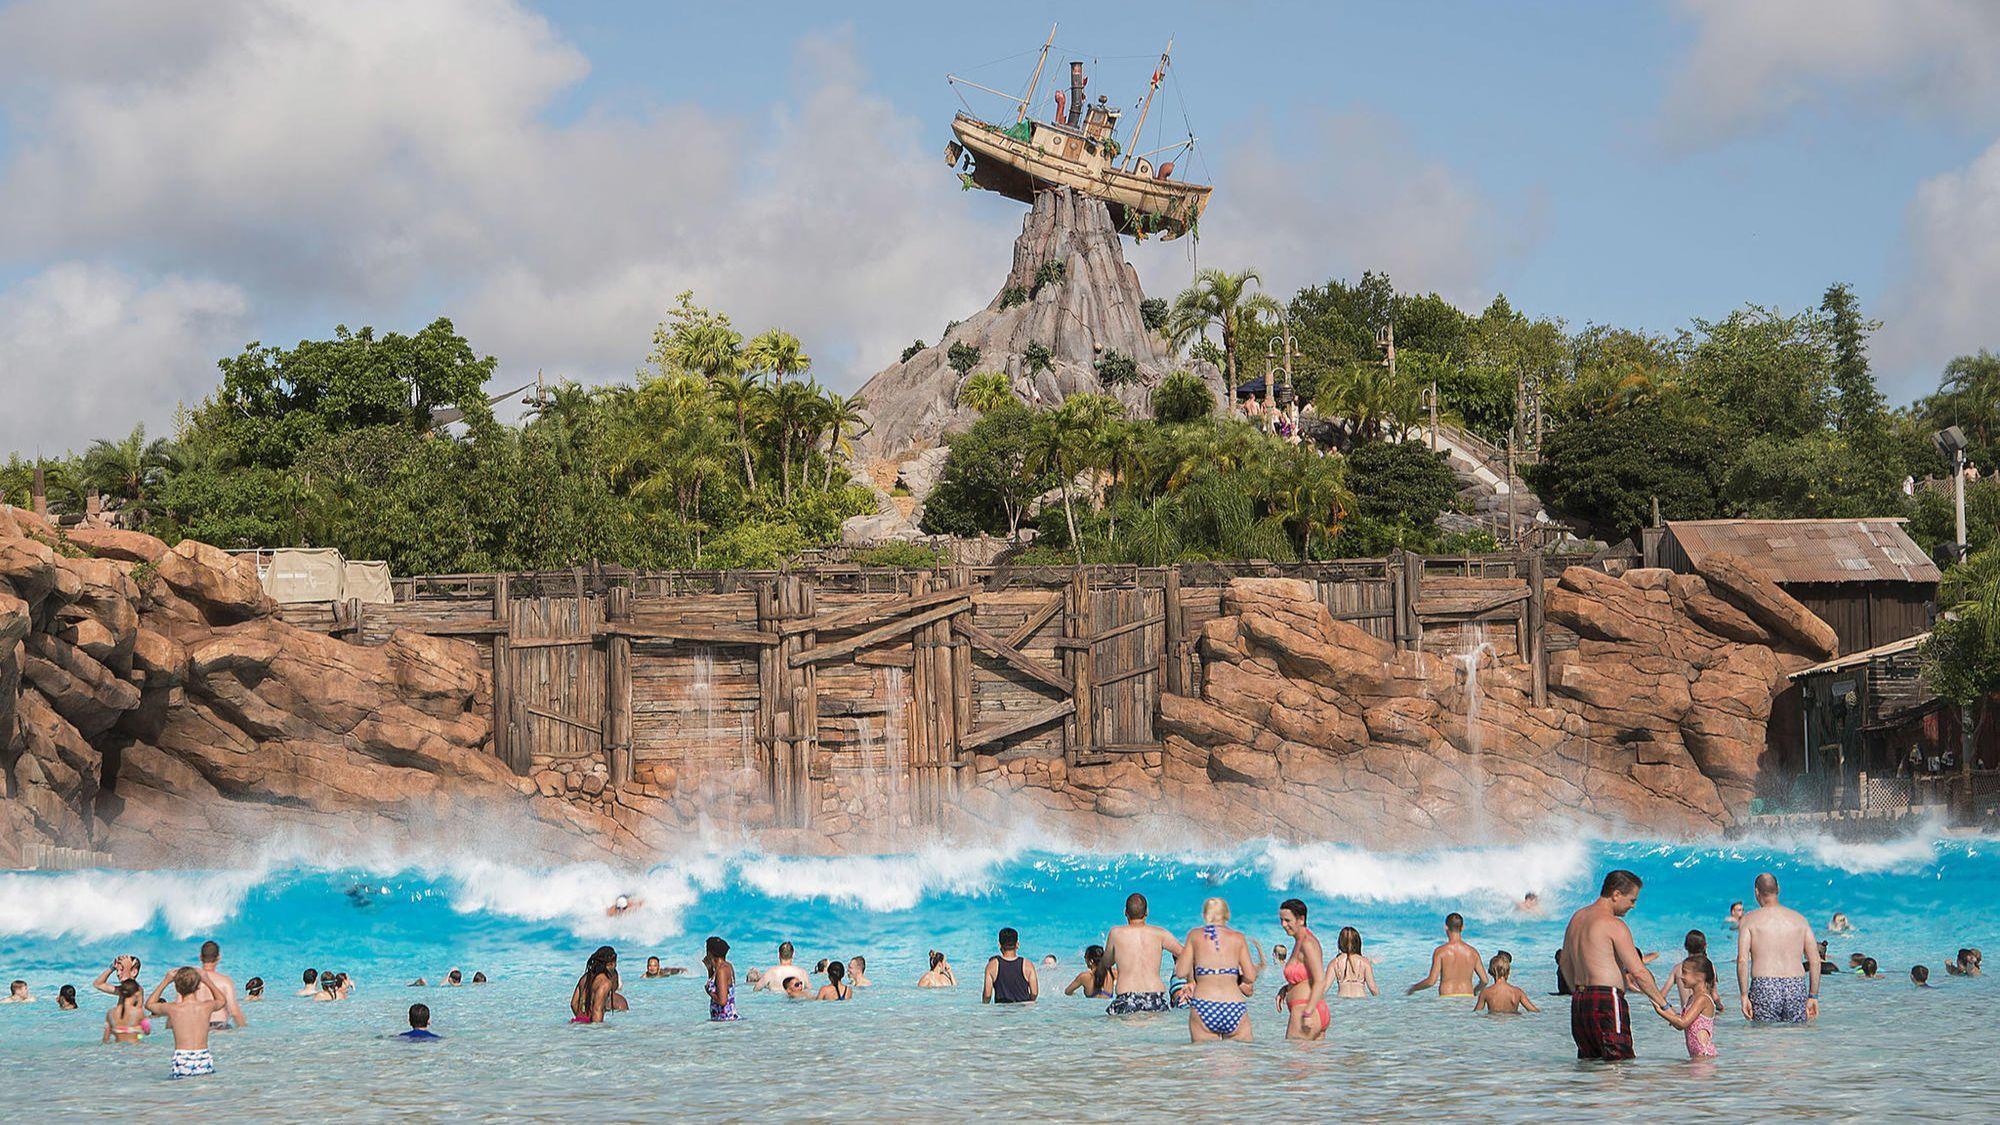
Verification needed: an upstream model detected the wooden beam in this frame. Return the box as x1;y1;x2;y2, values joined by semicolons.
961;699;1074;751
525;703;600;735
855;649;916;669
1094;661;1159;689
780;587;971;637
491;574;519;775
423;618;510;636
1088;613;1164;646
1003;594;1065;648
952;617;1073;695
1416;587;1530;619
788;600;969;668
604;584;632;789
606;622;778;646
1099;741;1163;754
508;634;598;651
818;698;892;718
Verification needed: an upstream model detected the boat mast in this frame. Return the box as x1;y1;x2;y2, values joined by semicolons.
1017;23;1057;124
1121;37;1172;170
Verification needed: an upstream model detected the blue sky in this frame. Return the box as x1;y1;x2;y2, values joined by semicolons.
3;0;1998;452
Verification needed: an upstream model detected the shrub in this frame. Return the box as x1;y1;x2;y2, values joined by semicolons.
947;341;982;377
999;286;1029;310
1032;259;1067;294
1023;341;1053;375
1095;349;1138;386
1140;297;1168;332
1151;371;1215;424
900;340;926;363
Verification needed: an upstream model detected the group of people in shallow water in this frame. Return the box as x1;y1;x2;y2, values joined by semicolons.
16;865;1985;1077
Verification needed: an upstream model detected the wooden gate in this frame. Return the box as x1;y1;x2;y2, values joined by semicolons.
508;593;604;776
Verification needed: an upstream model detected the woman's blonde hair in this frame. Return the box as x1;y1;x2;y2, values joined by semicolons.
1201;897;1230;923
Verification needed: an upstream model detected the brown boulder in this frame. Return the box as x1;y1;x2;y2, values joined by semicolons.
1691;550;1837;659
155;539;274;623
65;527;170;565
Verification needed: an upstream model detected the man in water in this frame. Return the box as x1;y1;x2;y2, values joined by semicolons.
847;956;872;987
2;980;32;1002
756;942;806;992
1736;872;1820;1023
1407;913;1490;998
1097;892;1184;1015
1726;901;1745;929
606;895;642;917
398;1003;441;1040
296;968;320;997
194;941;246;1029
982;927;1038;1003
1560;869;1664;1060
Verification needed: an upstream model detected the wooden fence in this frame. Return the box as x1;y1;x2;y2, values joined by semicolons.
280;554;1572;828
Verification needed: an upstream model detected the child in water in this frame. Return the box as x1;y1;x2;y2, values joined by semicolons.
1064;946;1115;998
104;979;148;1044
1912;965;1930;988
148;967;224;1077
1473;953;1538;1014
1650;954;1718;1059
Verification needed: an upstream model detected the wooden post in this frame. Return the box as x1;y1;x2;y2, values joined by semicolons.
790;575;818;827
604;585;633;788
1527;550;1547;708
950;569;974;800
1401;552;1425;654
1163;567;1185;696
756;580;780;812
909;574;937;826
1064;568;1095;761
491;574;523;774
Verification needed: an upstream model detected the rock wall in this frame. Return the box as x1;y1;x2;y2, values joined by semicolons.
0;508;639;866
855;188;1222;463
940;565;1824;846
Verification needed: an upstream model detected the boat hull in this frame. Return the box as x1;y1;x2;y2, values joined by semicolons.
951;115;1209;240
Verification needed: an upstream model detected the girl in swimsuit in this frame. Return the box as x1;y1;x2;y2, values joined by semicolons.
816;959;853;1001
1064;946;1115;998
917;950;957;988
1176;897;1257;1043
704;936;739;1021
1328;926;1380;999
570;946;618;1024
1650;953;1718;1059
104;979;147;1044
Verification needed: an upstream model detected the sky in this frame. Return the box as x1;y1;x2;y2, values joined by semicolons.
3;0;1999;453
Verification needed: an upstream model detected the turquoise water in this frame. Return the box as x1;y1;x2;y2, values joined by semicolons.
2;827;1995;1121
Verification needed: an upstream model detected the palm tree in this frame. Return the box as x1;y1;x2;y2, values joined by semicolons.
660;322;744;380
959;371;1015;414
1027;393;1120;563
761;379;821;502
708;373;762;490
82;424;177;522
610;373;732;561
821;392;870;489
745;329;812;385
1092;418;1139;541
1166;268;1283;413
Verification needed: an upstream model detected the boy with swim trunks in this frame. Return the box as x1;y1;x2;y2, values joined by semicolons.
147;967;223;1078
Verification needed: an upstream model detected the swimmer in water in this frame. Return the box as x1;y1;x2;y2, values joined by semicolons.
1829;912;1854;934
571;946;618;1024
1473;953;1538;1014
104;979;147;1044
1278;899;1329;1040
2;980;33;1003
756;942;805;992
397;1002;441;1040
1176;897;1258;1042
918;951;956;988
606;895;642;917
1064;946;1115;998
704;937;739;1021
472;972;489;984
408;978;427;988
1407;913;1489;999
847;956;872;988
1726;901;1745;929
1649;954;1717;1058
244;978;264;1002
296;968;320;998
817;960;853;1001
446;969;463;987
148;967;224;1078
783;975;810;1000
1518;892;1544;915
93;955;142;1000
57;984;78;1010
1912;965;1930;987
1328;926;1380;999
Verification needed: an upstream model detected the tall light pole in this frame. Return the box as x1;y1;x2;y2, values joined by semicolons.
1266;319;1299;433
1936;426;1969;561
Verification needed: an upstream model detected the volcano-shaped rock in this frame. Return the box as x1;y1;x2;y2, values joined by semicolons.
857;188;1221;462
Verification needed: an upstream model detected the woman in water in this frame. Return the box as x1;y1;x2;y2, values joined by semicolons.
1649;953;1718;1058
103;979;147;1044
1278;900;1330;1040
918;950;956;988
1064;946;1115;998
817;959;853;1001
56;985;78;1010
1175;897;1258;1043
571;946;618;1024
1327;926;1380;999
705;937;739;1021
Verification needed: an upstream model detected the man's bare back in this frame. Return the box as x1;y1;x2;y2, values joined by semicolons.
1409;916;1489;997
1103;921;1180;993
1738;905;1813;979
1736;874;1819;1022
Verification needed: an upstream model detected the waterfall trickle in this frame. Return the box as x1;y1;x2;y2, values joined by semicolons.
1456;627;1497;840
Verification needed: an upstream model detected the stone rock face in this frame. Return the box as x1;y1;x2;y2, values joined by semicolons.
942;565;1823;847
0;511;641;867
856;188;1223;462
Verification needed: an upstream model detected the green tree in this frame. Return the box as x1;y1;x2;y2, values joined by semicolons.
1168;267;1282;403
1821;282;1885;437
1530;394;1731;541
958;371;1014;414
920;402;1046;537
81;424;177;523
744;328;811;384
1151;371;1215;424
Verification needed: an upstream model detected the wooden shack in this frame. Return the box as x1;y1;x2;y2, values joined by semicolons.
1645;518;1938;654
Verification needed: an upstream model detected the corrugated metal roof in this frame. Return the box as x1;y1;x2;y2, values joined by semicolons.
1664;518;1942;584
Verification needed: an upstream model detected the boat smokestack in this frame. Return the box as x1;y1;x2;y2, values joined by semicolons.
1066;61;1085;127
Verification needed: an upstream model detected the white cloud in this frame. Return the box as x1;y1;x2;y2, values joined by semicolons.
0;0;1004;449
1875;137;2000;391
1662;0;2000;143
1129;111;1537;310
0;264;249;454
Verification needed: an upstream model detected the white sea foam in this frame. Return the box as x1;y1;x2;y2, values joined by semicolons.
0;866;268;941
437;855;726;944
1255;838;1594;904
735;844;1011;910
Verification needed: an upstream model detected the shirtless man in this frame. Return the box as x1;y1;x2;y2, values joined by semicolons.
148;967;224;1078
193;941;246;1029
755;942;806;992
1560;869;1664;1060
1098;893;1184;1015
1736;872;1819;1023
1407;912;1490;998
